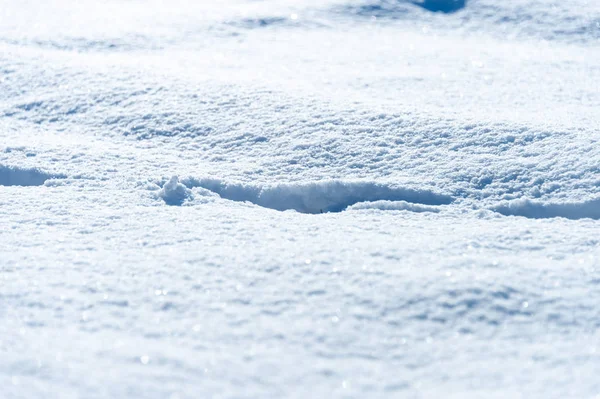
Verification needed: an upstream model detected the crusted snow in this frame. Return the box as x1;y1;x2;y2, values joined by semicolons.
1;0;600;398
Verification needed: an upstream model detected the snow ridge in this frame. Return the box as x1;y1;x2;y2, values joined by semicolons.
347;199;442;212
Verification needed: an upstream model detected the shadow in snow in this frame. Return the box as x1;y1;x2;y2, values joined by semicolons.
492;198;600;220
337;0;466;19
0;165;65;186
181;177;453;214
412;0;466;13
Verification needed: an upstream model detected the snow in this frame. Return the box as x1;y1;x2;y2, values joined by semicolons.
347;199;442;212
493;197;600;220
1;0;600;398
158;176;193;206
179;177;453;213
0;165;64;187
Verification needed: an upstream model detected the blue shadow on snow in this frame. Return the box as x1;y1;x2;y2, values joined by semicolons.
412;0;466;13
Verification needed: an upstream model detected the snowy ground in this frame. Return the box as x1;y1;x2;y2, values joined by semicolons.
1;0;600;398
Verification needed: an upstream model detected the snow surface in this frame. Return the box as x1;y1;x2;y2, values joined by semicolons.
1;0;600;398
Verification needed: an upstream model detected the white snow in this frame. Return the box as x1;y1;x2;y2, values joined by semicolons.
1;0;600;398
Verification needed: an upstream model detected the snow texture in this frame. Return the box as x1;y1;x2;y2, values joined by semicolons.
1;0;600;398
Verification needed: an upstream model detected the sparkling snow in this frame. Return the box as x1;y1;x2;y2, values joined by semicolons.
1;0;600;398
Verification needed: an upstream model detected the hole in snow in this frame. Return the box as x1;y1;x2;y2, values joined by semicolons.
177;177;453;214
412;0;466;14
339;0;466;19
0;165;65;187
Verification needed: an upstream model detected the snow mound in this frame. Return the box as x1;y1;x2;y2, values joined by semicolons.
0;164;65;186
158;176;193;206
347;200;442;212
492;197;600;220
181;177;452;214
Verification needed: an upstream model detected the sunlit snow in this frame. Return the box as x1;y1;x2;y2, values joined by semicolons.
1;0;600;398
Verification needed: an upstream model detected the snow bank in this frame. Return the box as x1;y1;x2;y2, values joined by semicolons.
347;200;442;212
158;176;193;206
492;197;600;220
0;164;64;186
181;177;453;214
